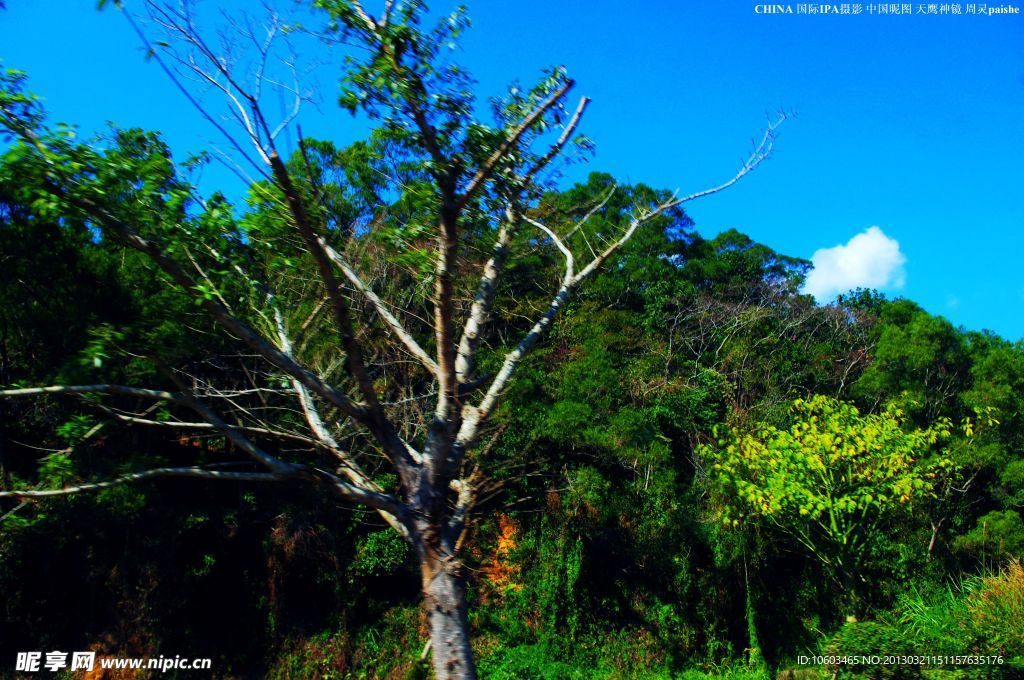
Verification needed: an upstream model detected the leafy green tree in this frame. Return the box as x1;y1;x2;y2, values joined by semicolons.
956;336;1024;560
843;295;1024;568
701;395;957;614
853;300;971;423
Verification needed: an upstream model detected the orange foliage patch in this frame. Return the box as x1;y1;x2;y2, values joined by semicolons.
480;514;522;594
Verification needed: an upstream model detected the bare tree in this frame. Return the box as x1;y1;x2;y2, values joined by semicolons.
0;2;784;677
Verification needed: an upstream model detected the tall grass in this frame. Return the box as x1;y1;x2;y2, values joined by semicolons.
824;561;1024;678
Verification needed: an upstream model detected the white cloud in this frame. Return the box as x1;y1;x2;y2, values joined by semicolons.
803;226;906;301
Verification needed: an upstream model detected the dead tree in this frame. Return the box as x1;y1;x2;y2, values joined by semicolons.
0;1;784;677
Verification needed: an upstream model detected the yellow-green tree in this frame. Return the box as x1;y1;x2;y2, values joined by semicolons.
700;395;956;613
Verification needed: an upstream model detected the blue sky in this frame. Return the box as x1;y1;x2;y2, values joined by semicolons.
3;2;1023;339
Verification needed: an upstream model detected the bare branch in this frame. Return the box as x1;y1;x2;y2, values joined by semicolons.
347;0;379;31
462;214;577;436
3;382;290;477
0;463;409;532
268;152;384;415
455;113;784;448
101;409;323;449
671;111;787;206
454;208;514;383
122;9;271;179
380;0;395;28
522;95;591;183
319;238;440;377
458;79;575;209
453;98;590;384
0;502;29;522
317;468;411;524
524;215;574;282
0;466;289;500
169;379;300;476
571;194;678;284
447;469;479;542
274;309;415;538
562;182;616;242
0;384;177;401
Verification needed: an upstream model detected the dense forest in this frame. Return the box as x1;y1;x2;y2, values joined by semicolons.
2;2;1022;679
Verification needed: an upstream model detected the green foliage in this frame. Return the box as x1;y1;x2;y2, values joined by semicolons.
853;303;970;423
824;562;1024;678
55;414;98;444
825;621;920;679
954;511;1024;560
701;395;956;606
1000;461;1024;508
350;528;411;578
36;451;75;489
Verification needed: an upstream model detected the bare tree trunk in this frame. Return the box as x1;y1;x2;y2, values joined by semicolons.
419;548;476;679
